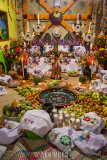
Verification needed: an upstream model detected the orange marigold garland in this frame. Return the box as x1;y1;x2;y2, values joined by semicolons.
39;0;53;14
11;0;20;15
61;0;75;14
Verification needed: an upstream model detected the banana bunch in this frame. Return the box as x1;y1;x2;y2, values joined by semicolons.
103;107;107;117
103;117;107;127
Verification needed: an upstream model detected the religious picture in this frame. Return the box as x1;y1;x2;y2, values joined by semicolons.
53;0;60;7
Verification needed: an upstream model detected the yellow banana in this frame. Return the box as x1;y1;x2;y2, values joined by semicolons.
104;111;107;116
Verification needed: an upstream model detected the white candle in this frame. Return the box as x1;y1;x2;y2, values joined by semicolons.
65;114;69;122
90;43;93;50
21;57;24;78
27;21;29;30
58;116;63;124
38;14;39;23
89;22;91;31
52;108;57;114
77;14;79;20
53;114;58;124
71;113;75;118
24;42;26;51
58;110;63;115
70;118;75;127
75;119;80;126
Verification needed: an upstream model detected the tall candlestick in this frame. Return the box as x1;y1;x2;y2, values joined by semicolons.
27;21;29;30
77;14;79;20
38;14;39;23
21;57;24;78
89;22;91;31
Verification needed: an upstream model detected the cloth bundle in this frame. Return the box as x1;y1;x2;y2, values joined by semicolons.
80;112;105;134
0;121;22;144
48;126;107;156
19;110;54;137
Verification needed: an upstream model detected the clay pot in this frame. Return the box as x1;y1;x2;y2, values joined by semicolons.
17;68;23;75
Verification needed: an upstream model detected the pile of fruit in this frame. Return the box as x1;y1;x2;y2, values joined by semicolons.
49;80;68;87
67;70;79;77
63;103;86;119
25;92;42;109
3;99;42;118
15;85;38;97
63;91;107;126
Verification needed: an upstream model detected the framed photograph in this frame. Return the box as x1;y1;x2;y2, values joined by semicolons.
53;0;60;7
0;10;9;41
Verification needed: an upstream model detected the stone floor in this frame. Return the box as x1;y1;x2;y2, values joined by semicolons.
0;77;79;117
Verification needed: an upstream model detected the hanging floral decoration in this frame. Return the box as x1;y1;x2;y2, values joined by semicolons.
23;0;92;35
11;0;20;15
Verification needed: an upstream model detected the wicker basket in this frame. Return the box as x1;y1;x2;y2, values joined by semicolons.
68;72;79;77
48;84;68;88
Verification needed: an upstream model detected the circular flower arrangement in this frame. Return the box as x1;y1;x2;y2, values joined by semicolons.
85;117;90;121
60;135;71;146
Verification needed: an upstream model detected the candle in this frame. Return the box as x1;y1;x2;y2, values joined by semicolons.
77;14;79;21
38;14;39;23
70;118;75;127
58;110;63;115
89;22;91;31
78;82;81;86
53;114;58;124
75;119;80;126
52;108;57;114
58;116;63;124
27;21;29;30
71;113;75;118
65;114;69;122
90;43;93;50
21;57;24;77
22;80;25;84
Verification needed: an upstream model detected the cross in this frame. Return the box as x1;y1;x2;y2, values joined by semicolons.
23;0;92;36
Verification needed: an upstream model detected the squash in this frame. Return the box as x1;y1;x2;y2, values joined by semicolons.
79;75;86;84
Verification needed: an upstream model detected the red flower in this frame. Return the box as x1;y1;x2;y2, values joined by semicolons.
4;45;8;52
15;47;20;54
85;117;90;121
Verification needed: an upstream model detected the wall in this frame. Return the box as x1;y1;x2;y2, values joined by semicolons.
16;0;98;41
0;0;18;50
0;0;18;71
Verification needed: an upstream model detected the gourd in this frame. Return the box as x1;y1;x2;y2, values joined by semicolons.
34;76;41;85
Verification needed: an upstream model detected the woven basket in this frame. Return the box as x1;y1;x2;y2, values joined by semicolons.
48;84;68;88
68;72;79;77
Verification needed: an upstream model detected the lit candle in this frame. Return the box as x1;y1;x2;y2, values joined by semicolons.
22;80;25;84
70;118;75;127
78;82;81;86
71;113;75;118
